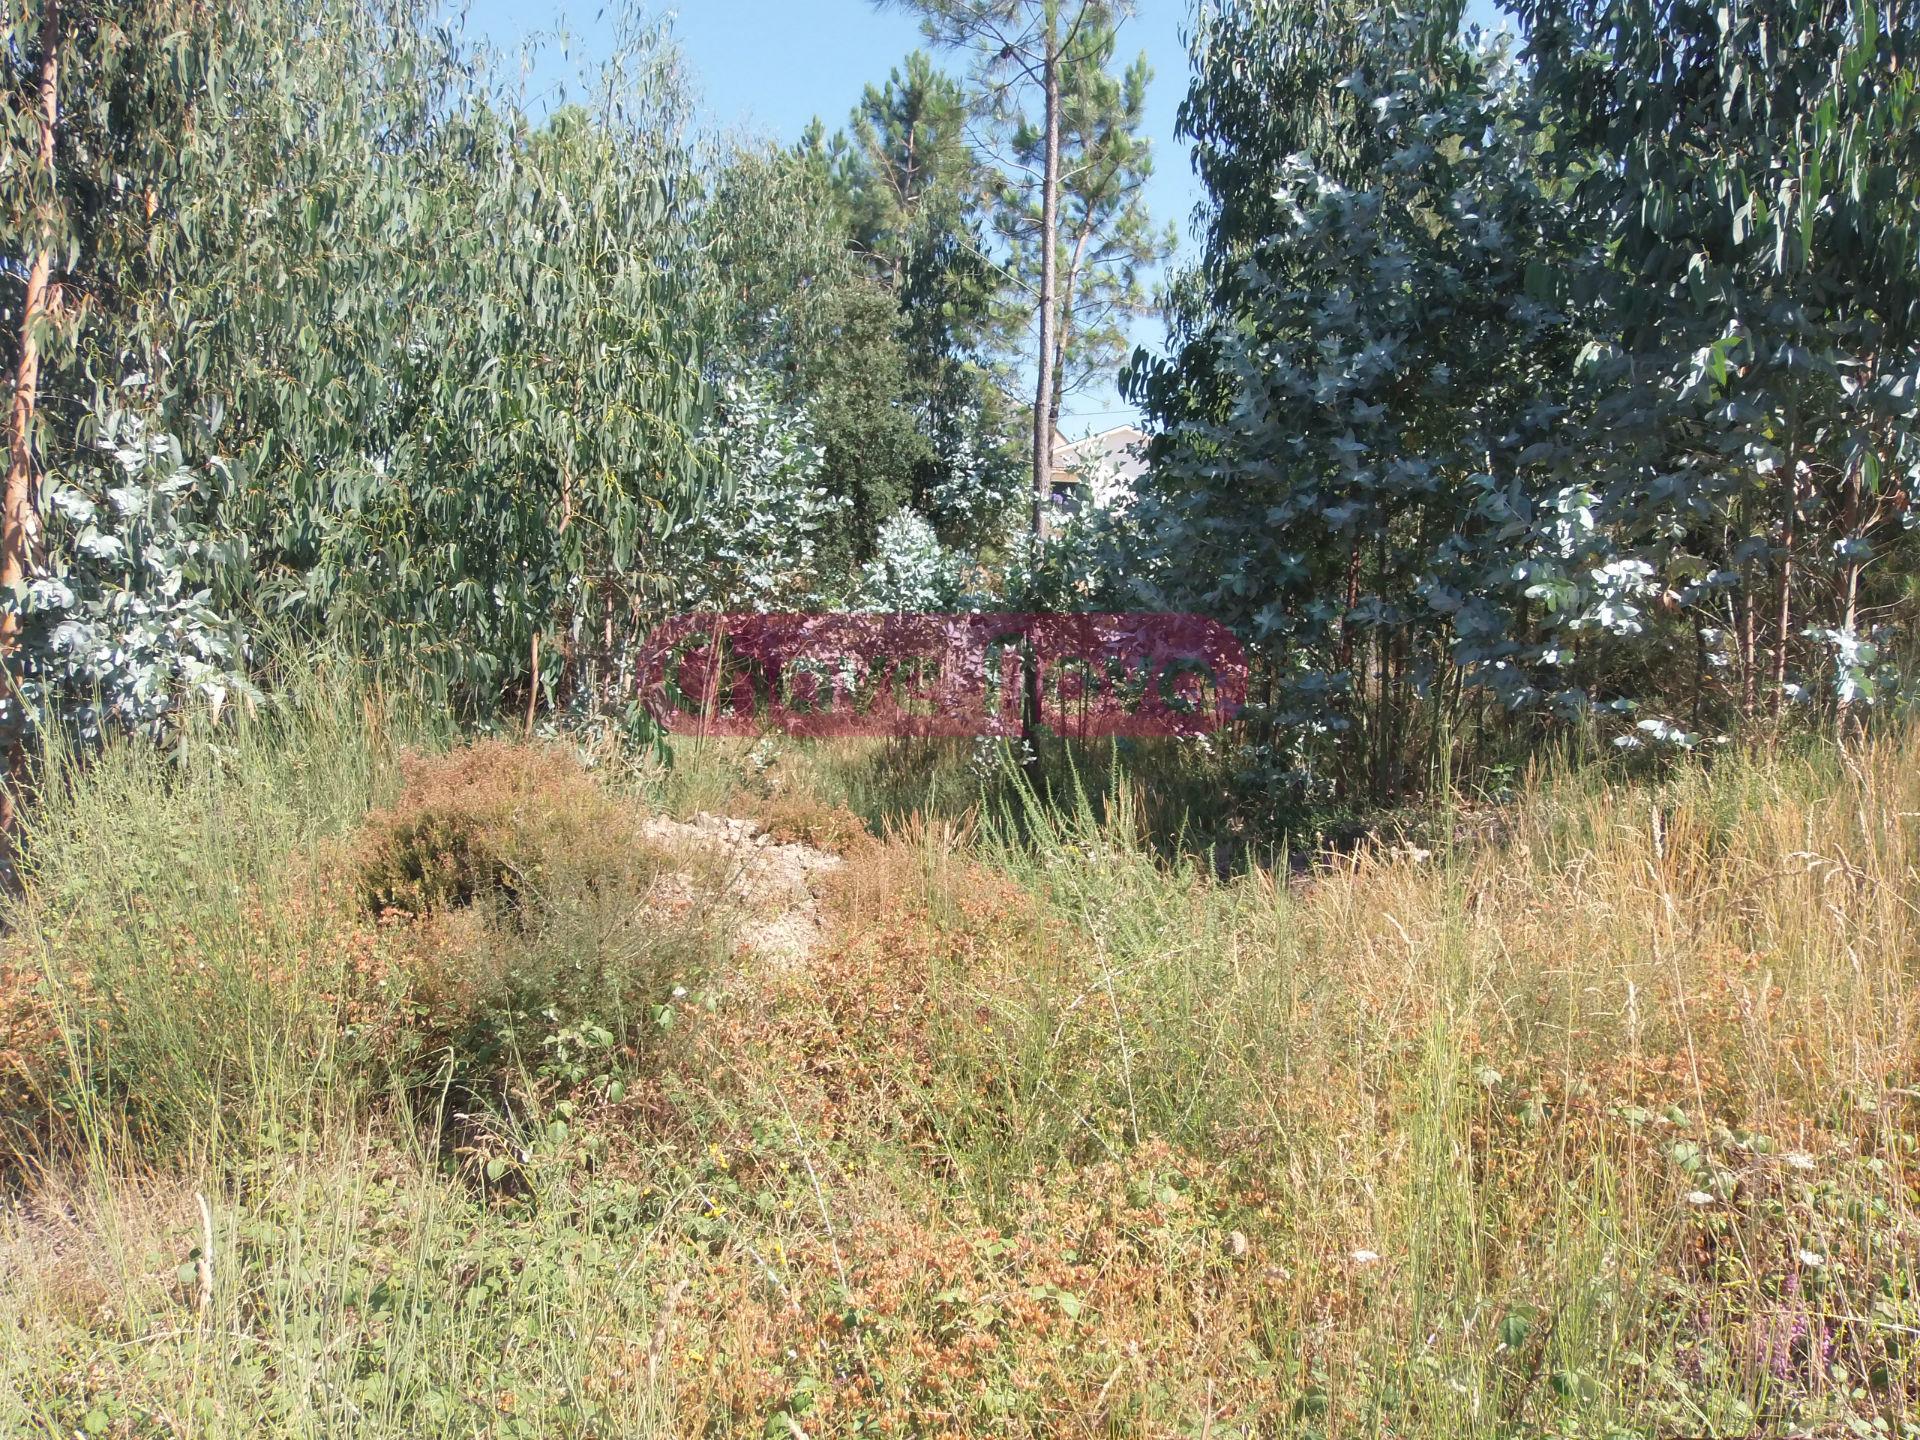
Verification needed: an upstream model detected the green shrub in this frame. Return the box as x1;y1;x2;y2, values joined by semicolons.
358;740;640;917
362;741;725;1107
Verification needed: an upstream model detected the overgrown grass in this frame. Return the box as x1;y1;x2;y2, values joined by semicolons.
4;696;1918;1438
652;730;1254;860
2;677;398;1164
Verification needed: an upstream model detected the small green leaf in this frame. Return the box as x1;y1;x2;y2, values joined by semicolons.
1499;1310;1531;1347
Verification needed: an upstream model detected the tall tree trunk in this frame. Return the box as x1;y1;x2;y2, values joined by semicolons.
1691;617;1707;735
1020;5;1062;791
1046;305;1073;442
1;0;62;840
1030;7;1061;546
1338;541;1361;673
1739;572;1757;719
1045;225;1092;442
1769;469;1798;726
1835;459;1865;737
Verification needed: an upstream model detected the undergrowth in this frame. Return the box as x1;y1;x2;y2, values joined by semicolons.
3;689;1918;1439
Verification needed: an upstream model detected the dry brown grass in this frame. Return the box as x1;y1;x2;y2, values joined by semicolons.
357;739;659;916
5;722;1919;1438
618;731;1920;1434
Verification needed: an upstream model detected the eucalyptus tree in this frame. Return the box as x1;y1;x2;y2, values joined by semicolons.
1512;0;1920;726
1;0;64;828
1176;0;1403;269
704;128;857;386
140;15;721;720
1143;0;1474;437
672;369;847;613
1133;0;1920;803
1;0;59;673
1;0;726;758
0;0;245;823
1131;10;1582;799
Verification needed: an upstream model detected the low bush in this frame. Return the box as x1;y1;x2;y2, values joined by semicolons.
359;740;645;916
0;700;729;1175
8;705;1920;1439
365;742;725;1108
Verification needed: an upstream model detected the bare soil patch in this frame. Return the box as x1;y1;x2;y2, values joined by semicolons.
640;811;843;968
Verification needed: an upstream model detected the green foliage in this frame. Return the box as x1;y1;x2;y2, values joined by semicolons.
673;370;849;612
852;506;971;610
841;52;1025;535
1134;14;1577;798
880;0;1167;522
10;1;721;730
176;22;716;712
705;97;1014;572
6;0;1166;751
992;12;1170;420
26;388;256;741
841;50;994;377
704;133;858;384
1129;0;1920;803
797;278;940;569
1514;0;1920;718
1173;0;1420;263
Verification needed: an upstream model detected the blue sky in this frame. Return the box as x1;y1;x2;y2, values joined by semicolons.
668;1;1203;433
462;1;1506;434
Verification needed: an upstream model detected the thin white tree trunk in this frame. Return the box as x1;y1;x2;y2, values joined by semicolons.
1770;468;1798;726
1836;460;1865;736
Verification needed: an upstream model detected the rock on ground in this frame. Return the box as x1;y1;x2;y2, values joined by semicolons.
640;811;842;968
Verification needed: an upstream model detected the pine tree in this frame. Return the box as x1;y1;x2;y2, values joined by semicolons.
993;15;1169;440
874;0;1139;543
838;51;1007;505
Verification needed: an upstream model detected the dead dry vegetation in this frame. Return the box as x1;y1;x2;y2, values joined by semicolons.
2;700;1919;1439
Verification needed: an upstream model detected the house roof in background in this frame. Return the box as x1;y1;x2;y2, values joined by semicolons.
1053;425;1148;485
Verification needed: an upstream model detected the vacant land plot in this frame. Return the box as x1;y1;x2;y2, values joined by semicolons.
4;700;1918;1438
